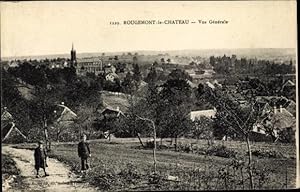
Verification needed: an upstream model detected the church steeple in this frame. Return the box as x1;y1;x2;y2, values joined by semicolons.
70;43;76;66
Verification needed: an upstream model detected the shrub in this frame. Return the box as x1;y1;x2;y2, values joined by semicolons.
118;162;142;184
86;166;120;190
206;145;237;158
251;149;284;158
147;172;165;185
2;154;20;176
145;140;159;149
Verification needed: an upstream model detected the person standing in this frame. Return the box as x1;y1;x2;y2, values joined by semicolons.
78;134;91;171
34;141;49;178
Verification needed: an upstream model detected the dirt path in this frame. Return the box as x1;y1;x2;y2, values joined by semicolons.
2;146;98;192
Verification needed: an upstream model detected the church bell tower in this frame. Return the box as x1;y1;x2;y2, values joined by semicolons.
70;43;76;67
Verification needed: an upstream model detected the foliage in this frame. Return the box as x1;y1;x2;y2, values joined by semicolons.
2;154;20;176
144;66;158;84
132;63;142;82
210;55;294;76
205;145;237;158
192;116;214;141
251;149;284;158
2;62;103;143
168;68;192;82
121;72;136;94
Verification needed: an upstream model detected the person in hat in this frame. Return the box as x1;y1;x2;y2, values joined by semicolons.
34;140;49;178
78;134;91;171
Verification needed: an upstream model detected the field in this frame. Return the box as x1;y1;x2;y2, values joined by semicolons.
13;138;296;191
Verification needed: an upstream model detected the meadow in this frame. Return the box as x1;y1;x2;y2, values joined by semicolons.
13;138;296;191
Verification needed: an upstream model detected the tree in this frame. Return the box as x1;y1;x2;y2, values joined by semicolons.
168;69;192;81
204;86;264;189
133;56;138;64
159;78;193;149
153;61;158;66
192;116;214;145
1;68;34;139
122;72;136;94
144;67;157;84
132;63;142;84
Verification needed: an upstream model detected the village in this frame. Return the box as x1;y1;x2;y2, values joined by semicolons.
1;45;297;191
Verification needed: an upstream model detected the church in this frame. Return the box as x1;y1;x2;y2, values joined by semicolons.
70;44;104;76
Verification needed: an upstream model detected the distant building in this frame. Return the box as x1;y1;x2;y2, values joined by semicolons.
76;58;104;76
104;63;119;82
70;44;104;76
70;43;76;66
190;108;216;121
105;73;119;82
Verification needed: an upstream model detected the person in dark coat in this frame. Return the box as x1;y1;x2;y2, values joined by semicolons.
34;141;49;178
78;134;91;171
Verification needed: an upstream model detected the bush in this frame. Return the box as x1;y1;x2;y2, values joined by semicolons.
86;166;120;190
118;163;142;184
144;140;159;149
251;149;284;158
147;172;165;185
2;154;20;176
206;145;237;158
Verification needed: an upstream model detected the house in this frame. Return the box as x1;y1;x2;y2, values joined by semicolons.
213;80;222;87
97;106;125;140
280;80;296;99
50;103;77;142
190;108;216;121
206;81;216;89
185;69;196;76
100;106;125;118
1;108;27;143
104;63;119;82
281;80;295;91
105;72;119;82
55;103;77;126
256;96;295;116
9;60;19;68
187;80;198;89
252;105;296;142
285;100;296;117
104;63;116;74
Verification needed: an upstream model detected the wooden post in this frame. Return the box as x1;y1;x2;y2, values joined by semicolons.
285;164;288;188
246;136;254;189
137;133;144;148
150;119;157;173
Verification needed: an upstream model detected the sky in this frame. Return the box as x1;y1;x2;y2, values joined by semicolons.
0;1;297;57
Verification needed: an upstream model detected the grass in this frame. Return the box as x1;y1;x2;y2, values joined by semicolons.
27;138;295;191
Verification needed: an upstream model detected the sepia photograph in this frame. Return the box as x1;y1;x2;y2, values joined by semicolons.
1;1;298;191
